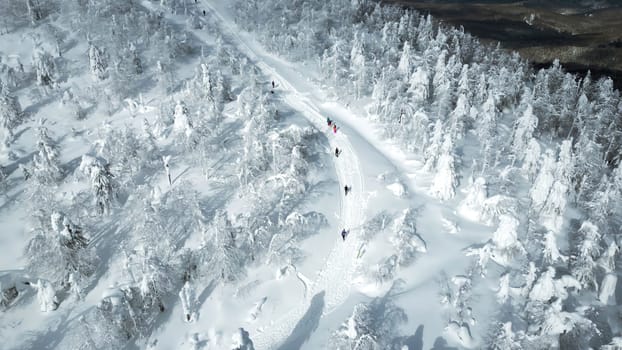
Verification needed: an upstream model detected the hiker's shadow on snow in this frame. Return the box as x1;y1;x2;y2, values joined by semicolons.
276;291;325;350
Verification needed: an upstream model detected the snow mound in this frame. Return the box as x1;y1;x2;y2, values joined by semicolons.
386;182;406;197
441;215;460;234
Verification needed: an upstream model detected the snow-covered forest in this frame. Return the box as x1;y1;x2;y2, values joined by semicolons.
1;0;621;349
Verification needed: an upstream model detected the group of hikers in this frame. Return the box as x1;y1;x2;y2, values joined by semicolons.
327;116;351;241
327;117;338;134
269;81;351;241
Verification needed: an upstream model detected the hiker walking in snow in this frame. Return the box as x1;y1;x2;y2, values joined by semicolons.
344;185;351;196
271;80;275;89
327;117;332;127
341;229;349;241
333;124;337;134
335;147;341;157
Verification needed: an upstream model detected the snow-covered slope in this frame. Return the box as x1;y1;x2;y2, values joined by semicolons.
1;0;622;349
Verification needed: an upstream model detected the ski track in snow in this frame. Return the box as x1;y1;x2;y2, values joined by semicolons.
199;3;366;349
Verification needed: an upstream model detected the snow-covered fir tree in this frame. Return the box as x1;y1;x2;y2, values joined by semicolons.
31;120;63;184
430;135;458;200
79;155;116;214
31;46;55;86
25;211;98;296
0;79;22;149
570;221;602;291
88;43;107;80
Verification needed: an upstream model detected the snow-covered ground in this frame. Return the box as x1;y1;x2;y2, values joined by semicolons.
1;0;621;349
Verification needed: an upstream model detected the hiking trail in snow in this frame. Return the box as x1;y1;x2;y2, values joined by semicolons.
198;2;367;349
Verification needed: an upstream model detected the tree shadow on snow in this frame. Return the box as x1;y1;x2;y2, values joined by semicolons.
276;291;325;350
431;336;458;350
397;324;424;350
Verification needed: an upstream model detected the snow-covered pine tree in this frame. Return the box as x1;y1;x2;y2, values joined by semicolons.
31;46;55;86
574;130;606;206
570;221;602;291
26;0;43;24
489;322;522;350
542;230;566;265
32;279;58;312
330;282;407;349
206;210;243;282
350;32;369;98
321;37;349;87
80;155;116;214
397;41;412;76
529;150;556;212
0;79;22;148
511;95;538;161
231;328;255;350
448;92;471;140
31;120;62;184
172;100;192;138
477;92;498;173
25;211;97;295
179;281;196;322
430;135;458;200
424;119;443;171
91;162;115;215
212;69;231;114
409;66;430;106
88;43;107;81
491;214;523;265
522;138;541;181
391;208;426;266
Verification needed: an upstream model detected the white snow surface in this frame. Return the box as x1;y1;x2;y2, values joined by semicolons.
2;0;617;350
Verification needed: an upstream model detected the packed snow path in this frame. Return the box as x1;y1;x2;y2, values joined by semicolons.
199;11;367;350
139;1;369;348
